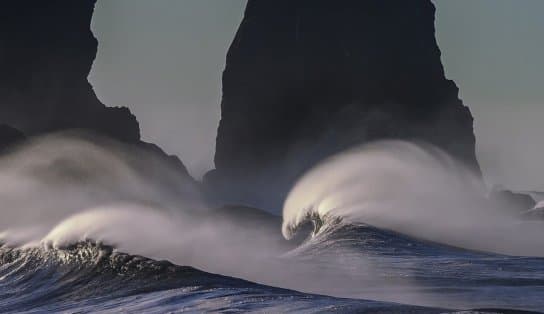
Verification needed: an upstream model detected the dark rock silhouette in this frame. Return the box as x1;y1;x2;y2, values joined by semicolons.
523;205;544;220
0;125;25;152
0;1;194;185
1;1;533;215
489;186;536;212
0;0;139;142
208;0;481;210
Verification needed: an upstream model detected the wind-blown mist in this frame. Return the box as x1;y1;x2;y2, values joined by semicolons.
4;136;544;310
0;134;289;280
0;133;197;241
0;134;447;306
0;134;389;301
283;141;544;256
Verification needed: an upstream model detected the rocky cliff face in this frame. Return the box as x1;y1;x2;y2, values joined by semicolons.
0;0;139;142
0;125;25;152
489;187;536;213
0;1;193;184
209;0;481;210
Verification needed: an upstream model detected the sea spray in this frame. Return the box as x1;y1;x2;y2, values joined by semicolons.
283;140;544;256
5;135;544;309
0;133;422;304
0;133;289;280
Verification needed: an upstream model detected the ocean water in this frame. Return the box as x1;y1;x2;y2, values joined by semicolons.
1;222;543;313
1;136;543;313
0;241;440;313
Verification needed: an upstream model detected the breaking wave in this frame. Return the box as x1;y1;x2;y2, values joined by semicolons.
0;133;289;283
2;135;544;312
282;141;544;256
0;241;462;313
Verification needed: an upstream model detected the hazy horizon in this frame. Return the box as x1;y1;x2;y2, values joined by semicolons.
90;0;544;191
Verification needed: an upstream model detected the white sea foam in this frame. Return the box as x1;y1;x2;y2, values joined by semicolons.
0;133;284;275
283;140;544;256
5;134;542;308
0;134;432;305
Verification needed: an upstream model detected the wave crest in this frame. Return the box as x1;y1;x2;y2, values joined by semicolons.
282;141;481;239
282;208;343;241
282;141;544;256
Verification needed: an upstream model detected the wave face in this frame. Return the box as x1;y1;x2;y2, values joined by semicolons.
279;141;544;311
0;243;445;313
287;221;544;312
2;136;544;312
283;141;544;256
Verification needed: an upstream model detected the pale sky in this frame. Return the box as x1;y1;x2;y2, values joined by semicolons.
90;0;246;178
90;0;544;191
434;0;544;191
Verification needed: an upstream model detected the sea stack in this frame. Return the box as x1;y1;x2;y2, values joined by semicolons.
0;125;25;152
0;0;139;141
0;0;195;184
208;0;480;211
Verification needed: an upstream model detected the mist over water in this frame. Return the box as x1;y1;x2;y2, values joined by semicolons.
0;134;288;282
0;133;197;241
283;140;544;256
0;134;402;303
2;135;544;311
